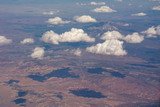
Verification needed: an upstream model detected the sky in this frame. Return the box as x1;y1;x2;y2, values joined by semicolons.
0;0;158;15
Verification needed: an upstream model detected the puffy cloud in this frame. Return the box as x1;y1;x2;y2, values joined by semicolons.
42;28;95;44
143;26;156;35
123;33;144;43
86;39;127;56
131;12;147;16
0;36;12;45
156;26;160;35
20;38;34;44
72;48;82;56
86;29;150;56
93;6;116;13
101;31;124;40
142;26;160;37
152;5;160;11
42;30;59;44
90;2;106;6
101;31;144;44
47;17;70;25
74;15;97;23
87;31;126;56
31;47;45;59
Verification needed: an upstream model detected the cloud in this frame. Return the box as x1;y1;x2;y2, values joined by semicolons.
0;36;12;45
47;17;70;25
20;38;34;44
76;3;87;6
31;47;45;59
86;39;127;56
152;5;160;11
132;12;147;16
101;31;144;43
42;30;59;44
101;31;124;40
76;2;106;6
74;15;97;23
42;28;95;44
93;6;116;13
156;26;160;35
90;2;106;6
72;48;82;56
43;10;59;15
142;26;160;37
123;33;144;43
86;31;126;56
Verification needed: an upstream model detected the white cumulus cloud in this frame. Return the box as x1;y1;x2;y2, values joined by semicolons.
86;39;127;56
31;47;45;59
42;28;95;44
123;33;144;43
42;30;59;44
101;31;124;40
0;36;12;45
93;6;116;13
20;38;34;44
152;5;160;11
132;12;147;16
86;31;126;56
47;17;70;25
143;26;160;37
74;15;97;23
72;48;82;56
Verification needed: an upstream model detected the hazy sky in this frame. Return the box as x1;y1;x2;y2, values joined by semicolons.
0;0;157;16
